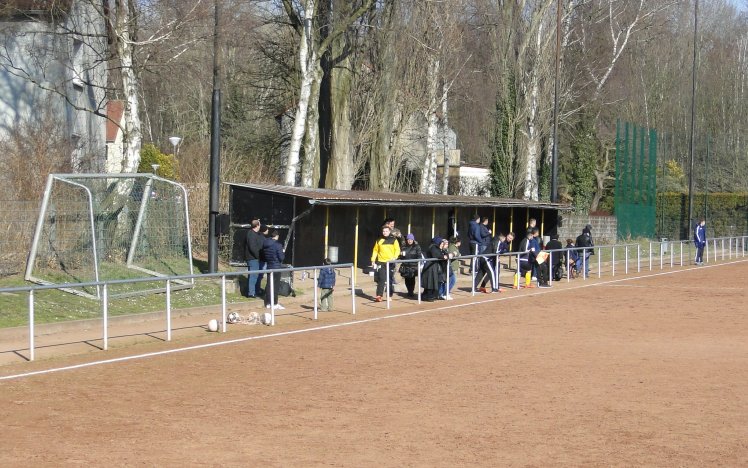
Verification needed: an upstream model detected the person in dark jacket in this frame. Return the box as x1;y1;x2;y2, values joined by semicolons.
694;219;706;265
399;233;423;297
517;230;536;288
576;226;594;278
545;234;564;281
318;258;336;311
421;237;448;300
565;239;579;278
478;217;492;253
244;219;264;298
262;230;285;309
468;214;482;255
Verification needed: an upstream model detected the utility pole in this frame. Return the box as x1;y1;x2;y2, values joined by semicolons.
686;0;699;240
208;0;222;273
550;0;562;203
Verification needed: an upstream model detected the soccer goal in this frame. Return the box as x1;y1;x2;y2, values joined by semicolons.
25;173;194;299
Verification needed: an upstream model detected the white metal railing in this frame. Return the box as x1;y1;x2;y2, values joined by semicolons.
0;263;355;361
383;236;748;309
3;235;746;361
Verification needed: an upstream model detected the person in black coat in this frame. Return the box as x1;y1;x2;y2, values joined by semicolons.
261;230;285;308
575;226;594;278
421;237;449;300
545;234;564;281
244;219;264;298
399;233;423;297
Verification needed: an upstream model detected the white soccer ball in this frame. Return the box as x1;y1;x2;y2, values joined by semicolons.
207;319;219;332
262;312;272;325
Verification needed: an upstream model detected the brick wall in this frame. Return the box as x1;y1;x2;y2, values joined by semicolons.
558;215;617;245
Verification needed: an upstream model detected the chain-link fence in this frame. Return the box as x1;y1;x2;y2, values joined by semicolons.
0;201;39;276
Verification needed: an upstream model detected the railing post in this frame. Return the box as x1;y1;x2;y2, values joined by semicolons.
313;268;318;320
637;244;641;273
566;248;570;283
417;259;422;304
471;255;476;296
269;272;276;326
680;241;683;267
350;265;356;315
166;279;172;341
494;254;500;291
670;242;674;268
722;238;725;260
597;247;601;278
28;290;35;362
102;283;108;351
386;261;391;310
625;245;629;274
583;249;587;281
713;239;717;261
612;247;616;277
517;253;522;288
221;275;227;332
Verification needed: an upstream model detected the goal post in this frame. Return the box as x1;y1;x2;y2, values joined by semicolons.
25;173;194;299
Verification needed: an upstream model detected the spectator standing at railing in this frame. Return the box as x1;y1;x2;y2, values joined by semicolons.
442;237;461;298
517;230;536;287
479;217;492;254
422;236;448;301
575;226;594;278
474;244;498;293
468;214;482;255
565;239;579;278
530;227;542;280
383;218;404;249
244;219;264;298
318;258;336;311
371;225;400;302
399;233;423;298
694;219;706;265
262;230;286;310
545;234;564;281
384;218;403;285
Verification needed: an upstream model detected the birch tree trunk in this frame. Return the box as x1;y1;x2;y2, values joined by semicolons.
284;0;316;186
115;0;142;173
420;56;441;194
523;23;544;201
441;89;450;195
301;62;323;187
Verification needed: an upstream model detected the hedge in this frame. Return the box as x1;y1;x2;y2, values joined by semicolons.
656;192;748;240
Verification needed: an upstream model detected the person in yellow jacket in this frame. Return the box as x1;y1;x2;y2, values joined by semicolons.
371;225;401;302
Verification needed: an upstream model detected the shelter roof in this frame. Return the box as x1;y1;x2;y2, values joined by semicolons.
226;183;569;210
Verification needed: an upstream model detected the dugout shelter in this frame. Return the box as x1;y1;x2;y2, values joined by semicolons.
227;183;567;272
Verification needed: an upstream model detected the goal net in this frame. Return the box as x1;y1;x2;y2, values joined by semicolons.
25;174;194;299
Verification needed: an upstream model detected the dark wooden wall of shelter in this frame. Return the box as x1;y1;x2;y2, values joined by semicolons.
229;187;296;265
228;186;561;268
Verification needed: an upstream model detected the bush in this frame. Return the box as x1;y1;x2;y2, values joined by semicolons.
138;143;179;180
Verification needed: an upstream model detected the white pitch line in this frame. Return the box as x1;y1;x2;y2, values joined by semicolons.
605;284;746;292
2;258;746;382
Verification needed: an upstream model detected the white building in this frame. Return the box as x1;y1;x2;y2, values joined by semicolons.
458;165;491;196
0;0;108;171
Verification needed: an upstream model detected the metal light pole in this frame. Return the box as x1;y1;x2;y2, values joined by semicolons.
550;0;562;203
686;0;699;239
208;0;222;273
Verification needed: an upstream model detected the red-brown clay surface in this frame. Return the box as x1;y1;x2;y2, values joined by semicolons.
1;261;747;466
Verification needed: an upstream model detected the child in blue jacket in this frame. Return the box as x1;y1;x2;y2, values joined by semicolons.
318;258;336;311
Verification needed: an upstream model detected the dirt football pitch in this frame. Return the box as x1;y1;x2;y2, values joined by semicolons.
1;261;747;466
